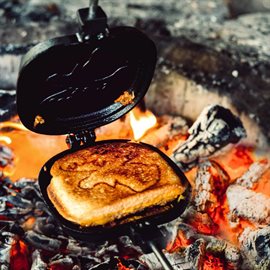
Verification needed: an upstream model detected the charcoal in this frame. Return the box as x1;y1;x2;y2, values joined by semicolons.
165;219;241;268
34;201;52;216
0;206;31;218
139;253;162;270
33;217;60;236
193;159;230;212
172;105;246;171
66;239;96;256
49;255;74;267
0;220;24;235
0;89;16;122
31;250;47;270
24;230;62;252
180;206;218;235
224;245;242;270
2;195;33;209
0;200;4;211
227;185;270;225
167;239;205;270
0;232;14;266
239;226;270;270
236;159;269;188
13;178;37;189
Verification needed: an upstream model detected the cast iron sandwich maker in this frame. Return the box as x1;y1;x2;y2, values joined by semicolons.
16;1;191;269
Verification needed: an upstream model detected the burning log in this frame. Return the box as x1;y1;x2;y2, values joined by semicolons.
226;185;270;226
193;160;230;212
239;226;270;270
167;239;206;270
181;206;218;235
205;238;241;269
235;159;269;188
165;219;241;269
172;105;246;171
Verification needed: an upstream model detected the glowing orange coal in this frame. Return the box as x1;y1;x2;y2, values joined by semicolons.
10;239;30;270
202;253;225;270
129;107;157;141
117;260;131;270
166;230;192;253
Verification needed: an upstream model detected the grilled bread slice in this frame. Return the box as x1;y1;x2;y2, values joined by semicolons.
48;142;185;227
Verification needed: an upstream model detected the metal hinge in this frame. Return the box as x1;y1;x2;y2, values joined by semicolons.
66;129;96;149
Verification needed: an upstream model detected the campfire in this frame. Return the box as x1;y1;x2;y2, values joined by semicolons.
1;0;270;268
1;103;269;270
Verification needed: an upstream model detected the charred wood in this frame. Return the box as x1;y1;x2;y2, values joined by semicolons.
235;159;269;188
172;105;246;171
0;232;14;266
227;185;270;226
167;239;206;270
193;160;230;212
239;226;270;270
181;206;218;235
31;250;47;270
24;230;62;252
48;255;75;268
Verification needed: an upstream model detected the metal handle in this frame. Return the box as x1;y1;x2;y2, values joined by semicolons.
147;239;174;270
89;0;99;19
129;222;174;270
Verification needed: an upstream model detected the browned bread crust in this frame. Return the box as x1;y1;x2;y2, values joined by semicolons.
48;142;184;226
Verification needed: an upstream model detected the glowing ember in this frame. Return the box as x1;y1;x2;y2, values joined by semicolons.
117;261;131;270
202;253;225;270
166;230;192;252
129;107;157;140
10;239;30;270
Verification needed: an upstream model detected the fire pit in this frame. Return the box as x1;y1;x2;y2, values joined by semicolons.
1;1;270;270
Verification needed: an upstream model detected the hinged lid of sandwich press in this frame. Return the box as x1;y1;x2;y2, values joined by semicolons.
16;1;157;135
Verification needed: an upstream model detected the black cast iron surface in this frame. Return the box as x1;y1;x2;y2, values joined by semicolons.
16;26;156;135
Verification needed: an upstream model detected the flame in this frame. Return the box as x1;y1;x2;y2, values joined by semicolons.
0;135;12;144
0;121;28;145
166;230;192;253
129;107;157;141
0;120;66;180
0;121;28;131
